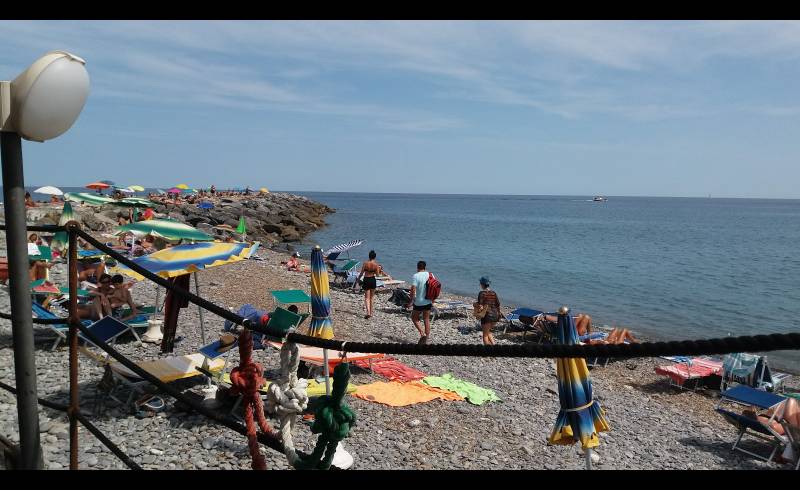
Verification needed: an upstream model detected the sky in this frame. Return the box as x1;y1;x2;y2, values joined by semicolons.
1;20;800;198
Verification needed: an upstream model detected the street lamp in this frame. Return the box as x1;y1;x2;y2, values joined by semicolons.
1;51;89;469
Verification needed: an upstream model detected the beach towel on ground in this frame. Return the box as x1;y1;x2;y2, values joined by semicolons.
353;381;464;407
220;374;357;397
353;357;427;383
422;373;500;405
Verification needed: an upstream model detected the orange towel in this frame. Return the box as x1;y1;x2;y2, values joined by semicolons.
352;381;464;407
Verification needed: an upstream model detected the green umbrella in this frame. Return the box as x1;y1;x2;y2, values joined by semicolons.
50;201;74;251
115;219;213;242
64;192;116;206
236;215;246;239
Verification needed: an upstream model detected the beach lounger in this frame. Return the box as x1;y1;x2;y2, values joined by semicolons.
246;241;262;260
715;385;788;464
430;300;472;321
503;308;551;341
332;260;360;285
31;301;93;350
83;347;225;410
721;353;792;393
269;289;312;313
655;356;724;390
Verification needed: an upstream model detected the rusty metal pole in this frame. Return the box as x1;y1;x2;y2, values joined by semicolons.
67;222;80;470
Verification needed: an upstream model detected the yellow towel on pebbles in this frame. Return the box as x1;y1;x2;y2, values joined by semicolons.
353;381;464;407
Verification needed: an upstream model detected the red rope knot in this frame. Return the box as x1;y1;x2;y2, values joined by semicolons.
229;329;276;470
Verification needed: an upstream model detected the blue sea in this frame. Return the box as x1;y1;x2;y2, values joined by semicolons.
295;192;800;371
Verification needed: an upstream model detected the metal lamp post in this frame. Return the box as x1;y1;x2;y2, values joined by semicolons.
0;51;90;469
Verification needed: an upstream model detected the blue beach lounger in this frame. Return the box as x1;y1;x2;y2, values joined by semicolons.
715;385;788;463
31;301;92;351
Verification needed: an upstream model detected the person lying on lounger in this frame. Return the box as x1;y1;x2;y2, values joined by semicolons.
533;312;593;337
585;328;639;344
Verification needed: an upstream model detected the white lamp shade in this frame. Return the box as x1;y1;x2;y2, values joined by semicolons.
11;51;89;142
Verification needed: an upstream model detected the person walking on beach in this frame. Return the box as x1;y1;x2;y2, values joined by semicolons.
407;260;432;344
476;276;501;345
354;250;389;319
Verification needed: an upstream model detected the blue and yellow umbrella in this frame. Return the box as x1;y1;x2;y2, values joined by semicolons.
308;245;334;339
548;306;610;468
109;241;252;280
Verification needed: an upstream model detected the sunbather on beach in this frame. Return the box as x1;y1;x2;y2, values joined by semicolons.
24;192;36;208
407;260;432;344
109;274;139;321
49;195;60;204
537;312;593;336
285;252;310;272
354;250;387;319
78;260;106;284
476;276;501;345
743;397;800;464
85;274;114;318
586;327;639;344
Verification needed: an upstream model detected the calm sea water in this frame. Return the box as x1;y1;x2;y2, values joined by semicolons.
296;192;800;371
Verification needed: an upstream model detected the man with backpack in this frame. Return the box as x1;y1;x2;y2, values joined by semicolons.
407;260;440;345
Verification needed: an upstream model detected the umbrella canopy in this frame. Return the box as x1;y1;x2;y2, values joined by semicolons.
64;192;116;206
119;197;156;207
34;186;63;196
156;189;166;195
115;219;214;242
236;216;246;235
308;245;334;339
99;180;115;186
117;187;135;194
50;201;74;250
167;187;182;194
85;182;110;191
129;185;145;192
196;201;214;210
325;240;364;257
181;188;195;194
109;241;252;280
259;187;269;193
175;184;189;189
548;308;610;453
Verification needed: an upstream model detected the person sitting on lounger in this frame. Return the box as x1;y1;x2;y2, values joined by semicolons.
83;273;114;319
109;274;139;321
78;259;106;284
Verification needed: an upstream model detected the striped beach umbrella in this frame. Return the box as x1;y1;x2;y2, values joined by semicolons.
308;245;334;340
128;185;145;192
64;192;116;206
325;240;364;257
548;306;610;469
108;241;252;280
50;201;74;251
115;219;213;242
175;184;189;189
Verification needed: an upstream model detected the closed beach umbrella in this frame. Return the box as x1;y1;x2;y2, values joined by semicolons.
548;306;610;469
236;216;246;235
175;184;189;189
34;186;63;196
115;219;214;242
128;185;145;192
50;201;74;251
309;245;334;340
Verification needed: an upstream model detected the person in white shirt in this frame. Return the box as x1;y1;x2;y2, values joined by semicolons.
407;260;432;344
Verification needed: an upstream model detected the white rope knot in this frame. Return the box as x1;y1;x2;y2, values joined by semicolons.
265;342;308;465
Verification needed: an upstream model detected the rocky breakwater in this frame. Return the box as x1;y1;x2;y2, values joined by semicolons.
18;192;334;247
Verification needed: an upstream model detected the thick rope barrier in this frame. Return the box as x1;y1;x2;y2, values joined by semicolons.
229;330;276;470
265;342;308;467
0;380;142;470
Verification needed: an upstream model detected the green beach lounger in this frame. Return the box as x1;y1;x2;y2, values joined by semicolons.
270;289;312;313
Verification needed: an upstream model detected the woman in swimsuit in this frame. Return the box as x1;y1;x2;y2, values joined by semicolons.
354;250;388;319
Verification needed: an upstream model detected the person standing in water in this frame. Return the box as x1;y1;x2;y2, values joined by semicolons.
354;250;390;319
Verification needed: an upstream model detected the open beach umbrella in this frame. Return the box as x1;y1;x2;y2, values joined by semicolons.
109;241;252;281
117;187;135;194
259;187;269;193
128;185;145;192
175;184;189;189
181;188;195;194
119;197;156;207
548;307;610;469
167;187;182;194
85;182;110;191
34;186;63;196
325;240;364;258
115;219;214;242
64;192;116;206
50;201;74;251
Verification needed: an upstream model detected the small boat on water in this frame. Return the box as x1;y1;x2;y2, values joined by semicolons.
593;196;608;202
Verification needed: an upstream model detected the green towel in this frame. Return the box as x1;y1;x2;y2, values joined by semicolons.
422;373;500;405
787;392;800;401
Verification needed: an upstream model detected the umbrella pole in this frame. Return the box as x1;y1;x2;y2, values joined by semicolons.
154;284;160;322
322;348;331;396
585;448;592;470
194;272;206;345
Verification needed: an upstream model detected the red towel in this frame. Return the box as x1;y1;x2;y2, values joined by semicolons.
354;357;427;383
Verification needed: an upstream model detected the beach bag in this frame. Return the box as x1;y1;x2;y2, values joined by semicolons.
425;273;441;302
473;302;489;319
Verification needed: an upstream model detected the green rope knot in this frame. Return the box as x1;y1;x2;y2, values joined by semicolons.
293;362;356;470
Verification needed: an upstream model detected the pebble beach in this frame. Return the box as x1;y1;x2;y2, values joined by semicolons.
1;198;799;471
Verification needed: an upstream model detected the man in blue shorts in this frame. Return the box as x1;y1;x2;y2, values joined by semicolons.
407;260;431;344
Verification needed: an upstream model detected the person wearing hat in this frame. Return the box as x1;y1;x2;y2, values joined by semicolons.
476;276;501;345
